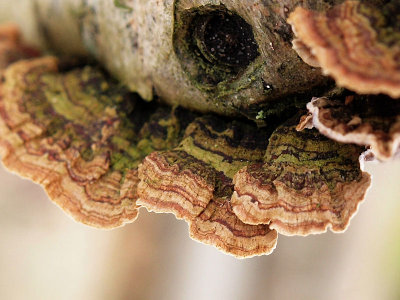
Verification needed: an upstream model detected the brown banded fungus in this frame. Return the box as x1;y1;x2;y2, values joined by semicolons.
288;1;400;97
231;117;371;235
137;117;278;257
304;95;400;161
0;55;185;228
289;0;400;161
0;1;397;257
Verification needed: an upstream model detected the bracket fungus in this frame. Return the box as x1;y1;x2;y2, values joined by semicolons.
289;0;400;161
231;117;370;236
288;0;400;97
137;116;279;256
0;0;398;257
304;95;400;161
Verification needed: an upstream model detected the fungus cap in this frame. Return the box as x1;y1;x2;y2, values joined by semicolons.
288;1;400;98
304;96;400;161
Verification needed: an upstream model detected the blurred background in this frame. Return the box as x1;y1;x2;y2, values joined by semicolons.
1;160;400;300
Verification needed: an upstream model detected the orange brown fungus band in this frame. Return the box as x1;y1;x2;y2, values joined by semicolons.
0;55;186;228
231;117;371;236
0;57;140;227
287;1;400;98
304;95;400;161
137;117;279;257
0;25;373;257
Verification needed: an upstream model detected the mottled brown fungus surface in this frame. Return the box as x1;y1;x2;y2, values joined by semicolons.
137;116;278;257
0;56;184;228
288;1;400;98
231;117;371;236
0;5;384;257
305;95;400;161
0;52;280;257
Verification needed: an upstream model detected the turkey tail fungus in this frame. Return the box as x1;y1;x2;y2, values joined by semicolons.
0;0;399;257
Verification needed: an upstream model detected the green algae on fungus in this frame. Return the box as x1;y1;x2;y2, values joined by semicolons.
137;113;370;255
231;116;371;236
0;53;278;256
1;1;397;257
137;115;278;257
0;56;186;228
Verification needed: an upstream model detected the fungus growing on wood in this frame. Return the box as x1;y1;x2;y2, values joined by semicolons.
0;56;184;228
303;95;400;161
0;3;393;258
137;116;278;257
288;1;400;98
231;117;371;236
0;52;280;256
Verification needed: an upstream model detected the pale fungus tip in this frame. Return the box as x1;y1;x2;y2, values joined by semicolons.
306;95;400;161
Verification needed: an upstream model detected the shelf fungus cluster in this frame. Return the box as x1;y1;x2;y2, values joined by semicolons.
0;0;399;257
